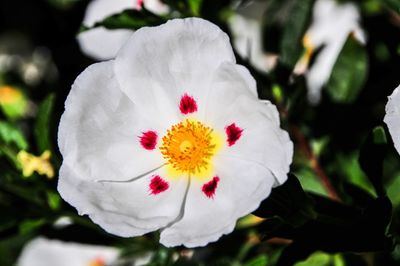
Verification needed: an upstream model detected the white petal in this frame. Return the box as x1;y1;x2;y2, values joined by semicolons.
82;0;134;27
308;0;364;47
204;63;293;184
17;237;119;266
58;61;164;183
160;157;275;247
78;0;134;60
306;40;345;104
59;163;189;237
114;18;236;122
143;0;170;15
304;0;366;104
384;84;400;154
228;1;277;73
58;61;187;236
77;28;133;60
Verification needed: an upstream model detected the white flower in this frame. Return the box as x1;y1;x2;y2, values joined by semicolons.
17;237;121;266
58;18;293;247
77;0;169;60
295;0;366;104
384;84;400;154
227;1;278;73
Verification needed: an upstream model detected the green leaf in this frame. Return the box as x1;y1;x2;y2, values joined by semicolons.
275;197;393;266
244;255;268;266
294;251;331;266
334;152;376;197
386;172;400;206
294;252;345;266
162;0;202;16
333;254;345;266
92;9;166;30
19;218;46;235
188;0;203;16
359;126;387;196
46;191;61;211
200;0;232;23
34;94;55;153
372;126;387;144
279;0;315;68
295;167;329;197
326;35;368;103
383;0;400;13
253;174;317;227
0;121;28;150
0;234;32;266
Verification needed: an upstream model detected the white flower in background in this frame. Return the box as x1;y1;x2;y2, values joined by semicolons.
77;0;169;60
17;238;121;266
228;1;278;73
59;18;293;247
384;84;400;154
0;34;58;86
294;0;366;104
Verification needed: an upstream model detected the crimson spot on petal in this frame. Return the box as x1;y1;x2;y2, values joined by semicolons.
202;176;220;198
136;0;144;8
179;94;198;114
139;131;158;150
149;175;169;195
225;123;243;146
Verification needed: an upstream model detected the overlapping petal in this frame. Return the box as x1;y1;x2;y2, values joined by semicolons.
58;61;164;182
114;18;236;121
58;61;188;235
59;164;189;236
160;157;275;247
205;63;293;184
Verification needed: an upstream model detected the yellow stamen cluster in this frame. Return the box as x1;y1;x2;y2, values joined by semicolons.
17;150;55;179
160;119;216;175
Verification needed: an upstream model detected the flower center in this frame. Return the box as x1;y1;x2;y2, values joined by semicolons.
160;119;219;176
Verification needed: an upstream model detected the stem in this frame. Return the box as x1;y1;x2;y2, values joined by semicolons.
290;125;341;202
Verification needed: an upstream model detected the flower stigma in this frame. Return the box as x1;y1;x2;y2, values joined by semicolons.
160;119;222;179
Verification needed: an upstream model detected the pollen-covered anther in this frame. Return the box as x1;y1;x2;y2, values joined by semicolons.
202;176;220;198
139;131;158;150
149;175;169;195
225;123;243;146
179;94;198;114
160;119;215;174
